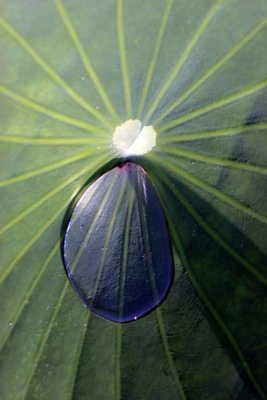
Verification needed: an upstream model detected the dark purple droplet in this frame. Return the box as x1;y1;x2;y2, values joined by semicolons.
63;162;174;323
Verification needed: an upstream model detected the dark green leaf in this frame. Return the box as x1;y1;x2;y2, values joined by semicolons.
1;0;267;399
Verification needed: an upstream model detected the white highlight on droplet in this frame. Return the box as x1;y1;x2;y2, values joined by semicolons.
112;119;156;156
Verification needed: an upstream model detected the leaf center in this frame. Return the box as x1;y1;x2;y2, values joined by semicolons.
112;119;156;156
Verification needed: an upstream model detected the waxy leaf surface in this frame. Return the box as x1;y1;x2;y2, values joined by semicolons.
0;0;267;399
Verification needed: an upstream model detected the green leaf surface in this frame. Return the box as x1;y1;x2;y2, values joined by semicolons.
0;0;267;399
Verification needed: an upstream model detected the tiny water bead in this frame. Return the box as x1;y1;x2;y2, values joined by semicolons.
112;119;156;156
63;162;174;323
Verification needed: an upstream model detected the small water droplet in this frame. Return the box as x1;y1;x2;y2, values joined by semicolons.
95;105;100;110
8;321;13;328
81;76;85;80
134;316;137;320
97;146;100;150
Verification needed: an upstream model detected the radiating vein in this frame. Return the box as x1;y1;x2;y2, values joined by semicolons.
0;153;109;237
0;17;112;127
155;308;187;400
154;18;267;124
66;312;91;400
0;240;60;353
161;173;267;287
168;225;266;400
115;324;122;400
137;0;173;118
0;85;109;134
69;171;119;275
67;177;127;398
251;343;267;351
0;153;110;282
117;0;132;117
159;146;267;175
158;79;267;132
86;172;127;308
0;166;82;236
0;133;108;145
1;195;71;283
21;279;70;400
118;191;135;319
66;175;126;400
55;0;119;122
159;155;267;225
136;170;158;302
0;148;99;187
162;123;267;143
143;0;223;124
136;169;186;399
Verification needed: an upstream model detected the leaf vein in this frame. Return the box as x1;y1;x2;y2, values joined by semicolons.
162;173;267;286
137;0;173;118
161;155;267;225
0;133;108;145
167;226;266;400
144;0;223;124
117;0;132;117
0;159;109;293
21;279;70;400
160;146;267;175
0;148;99;188
0;85;109;134
55;0;119;122
154;18;267;125
159;80;267;132
161;123;267;143
0;240;60;353
0;17;112;127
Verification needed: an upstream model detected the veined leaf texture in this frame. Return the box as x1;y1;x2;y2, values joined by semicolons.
0;0;267;399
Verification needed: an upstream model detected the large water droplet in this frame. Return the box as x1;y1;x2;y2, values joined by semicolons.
63;162;174;323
